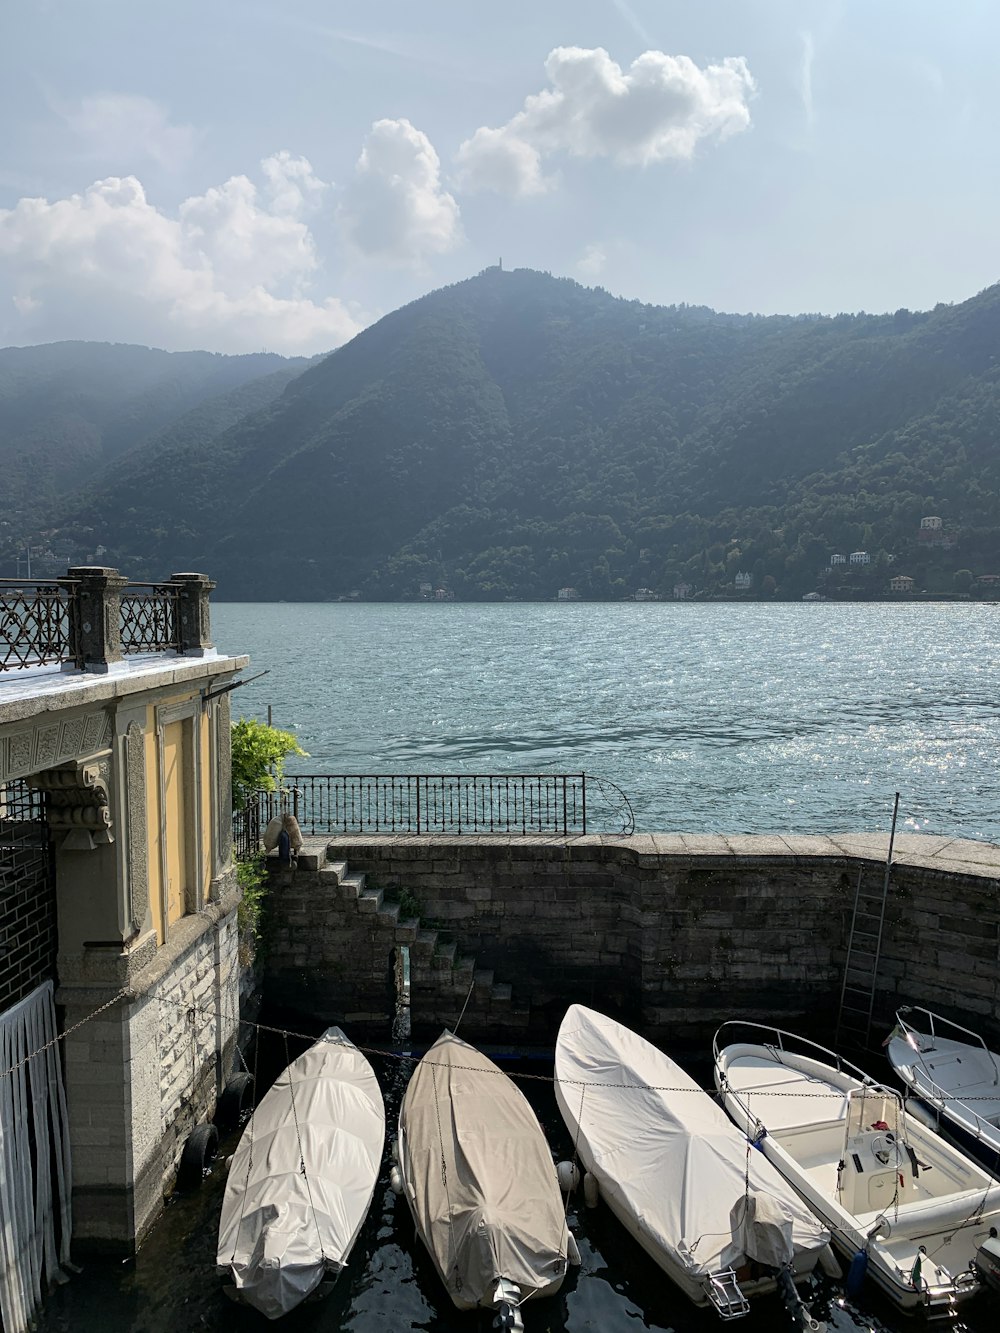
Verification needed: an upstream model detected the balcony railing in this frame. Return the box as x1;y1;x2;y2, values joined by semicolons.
235;773;635;849
0;568;214;672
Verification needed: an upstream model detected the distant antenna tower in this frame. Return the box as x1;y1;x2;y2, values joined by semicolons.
498;256;503;271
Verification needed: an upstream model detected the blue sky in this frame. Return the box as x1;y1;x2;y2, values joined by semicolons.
1;1;997;354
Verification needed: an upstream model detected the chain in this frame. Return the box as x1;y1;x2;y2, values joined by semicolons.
0;986;129;1080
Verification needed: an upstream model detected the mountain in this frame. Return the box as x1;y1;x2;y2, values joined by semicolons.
13;270;1000;599
0;342;311;537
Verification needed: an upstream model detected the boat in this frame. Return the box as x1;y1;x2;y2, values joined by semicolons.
216;1027;385;1320
714;1021;1000;1313
886;1006;1000;1161
554;1005;834;1321
393;1030;579;1330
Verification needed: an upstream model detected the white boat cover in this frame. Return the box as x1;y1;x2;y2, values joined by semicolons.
555;1006;830;1286
216;1028;385;1320
398;1031;575;1310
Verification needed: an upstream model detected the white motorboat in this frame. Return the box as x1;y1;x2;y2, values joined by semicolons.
217;1028;385;1320
886;1006;1000;1159
394;1030;579;1330
555;1006;834;1321
714;1021;1000;1313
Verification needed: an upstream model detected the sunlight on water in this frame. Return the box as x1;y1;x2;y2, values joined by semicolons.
214;601;1000;841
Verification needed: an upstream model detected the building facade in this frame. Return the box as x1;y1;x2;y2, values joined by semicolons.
0;569;247;1267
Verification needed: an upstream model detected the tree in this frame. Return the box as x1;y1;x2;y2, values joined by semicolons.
231;718;307;808
953;569;974;594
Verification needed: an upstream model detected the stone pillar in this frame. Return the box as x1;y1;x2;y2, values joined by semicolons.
66;567;128;673
171;572;215;656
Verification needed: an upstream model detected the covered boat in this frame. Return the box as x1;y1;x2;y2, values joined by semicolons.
217;1027;385;1319
555;1005;833;1320
886;1006;1000;1160
714;1022;1000;1313
395;1030;578;1329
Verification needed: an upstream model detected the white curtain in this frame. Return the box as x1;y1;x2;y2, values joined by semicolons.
0;980;72;1333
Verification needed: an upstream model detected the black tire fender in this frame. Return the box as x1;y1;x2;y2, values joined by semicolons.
217;1072;254;1131
177;1122;219;1190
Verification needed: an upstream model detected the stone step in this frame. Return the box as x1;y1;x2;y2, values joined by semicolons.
356;886;384;914
394;917;420;945
413;929;439;961
325;857;348;879
490;982;512;1003
473;968;495;991
377;902;400;928
431;940;457;971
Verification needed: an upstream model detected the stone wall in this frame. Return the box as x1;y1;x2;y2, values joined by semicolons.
263;833;1000;1049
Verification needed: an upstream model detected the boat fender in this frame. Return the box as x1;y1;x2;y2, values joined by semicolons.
391;1137;399;1163
177;1122;219;1191
390;1166;403;1196
845;1248;869;1299
583;1171;600;1208
556;1160;580;1193
216;1072;253;1132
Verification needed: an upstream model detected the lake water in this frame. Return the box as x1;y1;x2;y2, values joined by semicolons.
213;600;1000;841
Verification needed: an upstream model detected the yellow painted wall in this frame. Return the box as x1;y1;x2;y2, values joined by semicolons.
199;709;212;903
144;705;164;944
162;720;189;926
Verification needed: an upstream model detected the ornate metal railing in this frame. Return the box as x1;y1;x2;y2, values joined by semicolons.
0;569;213;672
119;583;181;655
234;773;635;844
0;582;74;670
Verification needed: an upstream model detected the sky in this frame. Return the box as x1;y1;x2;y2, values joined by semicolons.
2;1;998;356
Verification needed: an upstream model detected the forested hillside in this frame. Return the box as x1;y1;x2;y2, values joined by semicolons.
8;270;1000;599
0;342;310;535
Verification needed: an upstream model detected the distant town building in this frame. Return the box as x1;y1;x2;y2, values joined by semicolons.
849;551;870;565
434;587;454;601
556;587;580;601
829;553;846;566
633;587;658;601
889;574;914;592
802;591;826;601
419;582;433;598
673;581;692;600
734;570;752;590
974;574;1000;588
918;516;955;547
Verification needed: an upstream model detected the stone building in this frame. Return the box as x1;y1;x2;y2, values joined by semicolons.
0;568;247;1305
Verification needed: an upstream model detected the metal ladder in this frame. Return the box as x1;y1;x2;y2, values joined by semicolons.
835;792;900;1049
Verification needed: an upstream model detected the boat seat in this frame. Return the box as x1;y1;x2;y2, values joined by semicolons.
921;1055;995;1093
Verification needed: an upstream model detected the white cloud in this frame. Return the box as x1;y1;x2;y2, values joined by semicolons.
455;45;756;195
577;243;607;277
261;150;327;217
66;93;197;172
339;118;461;265
0;161;362;355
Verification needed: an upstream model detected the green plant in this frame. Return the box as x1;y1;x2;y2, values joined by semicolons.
236;855;268;965
230;717;307;808
397;887;422;921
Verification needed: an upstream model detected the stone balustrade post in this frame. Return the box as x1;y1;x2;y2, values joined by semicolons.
66;566;128;673
171;572;216;656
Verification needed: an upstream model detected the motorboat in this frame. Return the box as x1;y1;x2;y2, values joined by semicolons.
714;1021;1000;1313
886;1006;1000;1160
393;1030;579;1330
554;1005;835;1321
216;1027;385;1319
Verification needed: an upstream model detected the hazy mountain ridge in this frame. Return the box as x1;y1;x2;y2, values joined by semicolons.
7;270;1000;599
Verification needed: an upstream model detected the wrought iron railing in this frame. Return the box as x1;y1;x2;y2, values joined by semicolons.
119;583;181;655
0;582;75;670
234;773;635;844
0;570;213;671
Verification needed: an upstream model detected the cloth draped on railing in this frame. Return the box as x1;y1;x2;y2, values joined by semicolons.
0;980;72;1333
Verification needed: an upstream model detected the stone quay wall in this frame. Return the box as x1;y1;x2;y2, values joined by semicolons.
263;833;1000;1048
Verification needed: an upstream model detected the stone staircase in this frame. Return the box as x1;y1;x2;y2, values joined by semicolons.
320;848;528;1036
